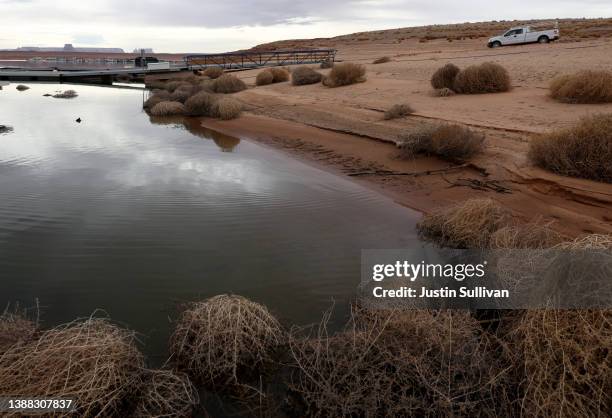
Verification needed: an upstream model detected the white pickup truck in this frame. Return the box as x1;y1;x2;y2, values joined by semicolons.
487;26;559;48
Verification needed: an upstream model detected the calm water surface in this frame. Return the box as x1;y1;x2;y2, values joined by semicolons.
0;83;422;363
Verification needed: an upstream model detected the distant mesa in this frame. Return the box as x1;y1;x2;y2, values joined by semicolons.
13;44;124;53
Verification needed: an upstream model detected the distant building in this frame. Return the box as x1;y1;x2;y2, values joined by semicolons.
14;44;125;53
133;48;154;53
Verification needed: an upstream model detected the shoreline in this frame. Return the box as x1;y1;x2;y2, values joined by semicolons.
201;112;612;238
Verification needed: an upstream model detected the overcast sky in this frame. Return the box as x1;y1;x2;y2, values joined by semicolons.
1;0;611;52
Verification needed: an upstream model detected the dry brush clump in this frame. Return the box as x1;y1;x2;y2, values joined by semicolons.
319;59;334;69
143;90;171;110
489;220;565;249
203;66;224;79
397;123;485;161
287;307;513;417
322;63;366;87
383;103;414;120
417;198;510;248
256;70;274;86
549;70;612;103
506;310;611;418
169;294;284;394
212;97;242;120
528;113;612;183
372;56;391;64
133;369;200;418
453;62;511;94
269;67;290;83
0;306;36;353
211;74;247;94
184;91;217;116
164;80;191;93
291;66;323;86
431;63;460;90
150;101;186;116
0;317;144;417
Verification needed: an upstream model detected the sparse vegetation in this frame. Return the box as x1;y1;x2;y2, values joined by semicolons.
0;318;144;416
52;89;78;99
150;101;186;116
397;124;485;161
528;113;612;182
169;295;283;393
287;307;512;417
549;70;612;103
213;97;242;120
417;198;510;248
322;63;366;87
15;84;29;91
184;91;217;116
291;66;323;86
372;56;391;64
211;74;247;94
431;63;459;90
383;103;414;120
453;62;511;94
133;369;199;417
256;70;274;86
203;66;224;79
507;310;612;417
0;306;36;353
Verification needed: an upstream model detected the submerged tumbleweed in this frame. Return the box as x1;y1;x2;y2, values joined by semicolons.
170;294;284;394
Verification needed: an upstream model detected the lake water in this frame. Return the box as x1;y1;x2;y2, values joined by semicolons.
0;83;421;363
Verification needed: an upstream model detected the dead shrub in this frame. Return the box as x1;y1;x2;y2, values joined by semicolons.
52;89;78;98
165;81;190;93
322;63;366;87
203;66;224;79
417;198;510;248
490;221;565;249
507;310;611;417
454;62;511;94
287;307;513;417
15;84;29;91
291;66;323;86
211;74;247;94
256;70;274;86
528;113;612;182
133;369;199;418
398;123;485;161
431;63;459;90
372;56;391;64
169;294;284;393
213;97;242;120
0;318;144;417
320;59;334;69
184;91;217;116
169;88;192;103
269;67;290;83
556;233;612;250
383;103;414;120
143;91;170;110
0;306;36;353
549;70;612;103
432;87;456;97
150;101;186;116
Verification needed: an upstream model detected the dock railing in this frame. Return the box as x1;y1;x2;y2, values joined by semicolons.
185;49;336;70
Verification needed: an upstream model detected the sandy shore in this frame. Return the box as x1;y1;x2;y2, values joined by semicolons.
192;34;612;238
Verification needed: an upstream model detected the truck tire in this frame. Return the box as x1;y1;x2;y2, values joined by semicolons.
538;36;550;44
491;41;502;48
